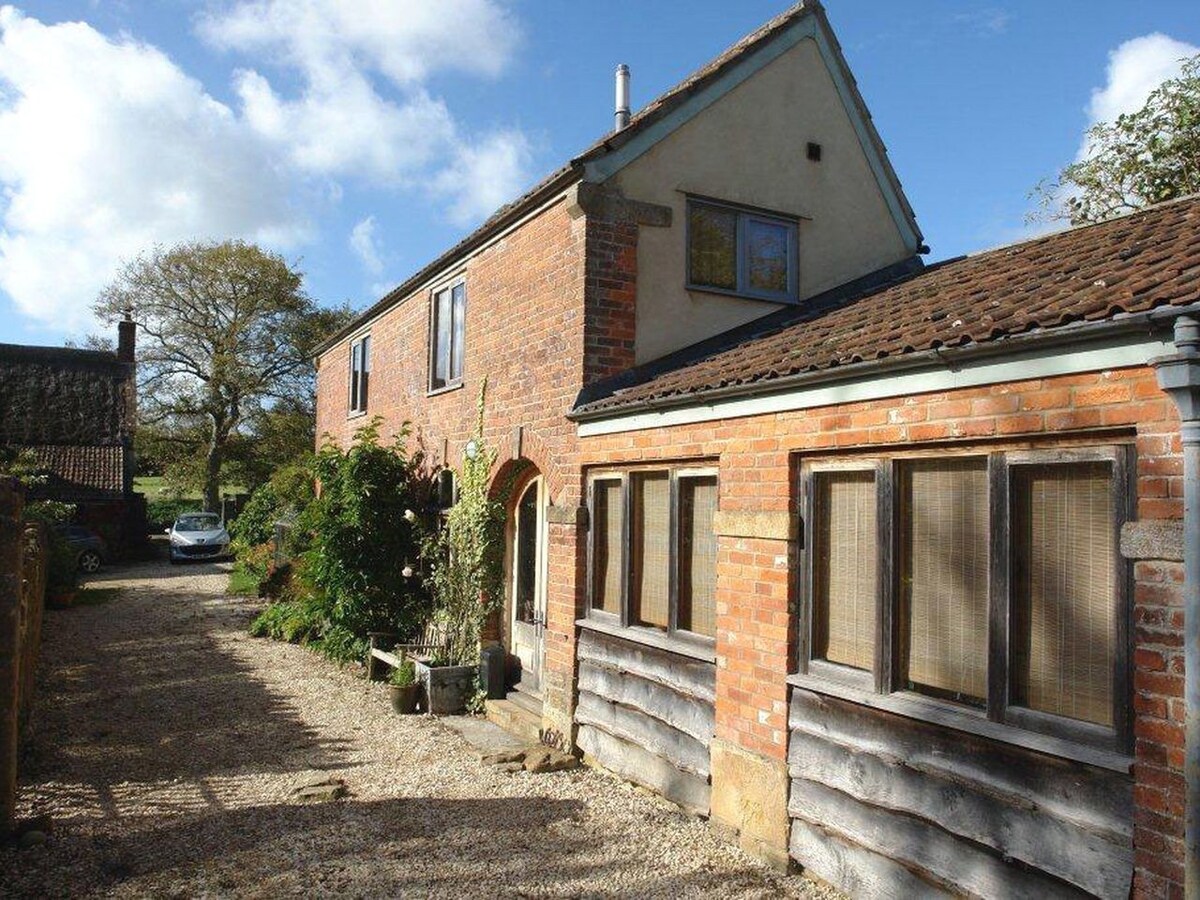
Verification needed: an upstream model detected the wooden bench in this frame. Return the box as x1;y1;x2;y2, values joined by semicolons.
366;622;448;681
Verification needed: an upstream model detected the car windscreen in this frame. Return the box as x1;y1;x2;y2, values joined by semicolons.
176;515;220;532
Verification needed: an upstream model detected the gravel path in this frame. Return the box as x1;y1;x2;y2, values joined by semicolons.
1;559;837;898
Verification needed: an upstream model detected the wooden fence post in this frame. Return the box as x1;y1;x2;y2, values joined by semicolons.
0;485;24;838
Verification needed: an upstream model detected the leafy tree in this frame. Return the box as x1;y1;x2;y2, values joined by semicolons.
94;240;351;511
1033;54;1200;225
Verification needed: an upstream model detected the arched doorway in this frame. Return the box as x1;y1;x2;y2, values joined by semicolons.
509;473;548;694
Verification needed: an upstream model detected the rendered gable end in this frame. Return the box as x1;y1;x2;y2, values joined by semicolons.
597;13;920;364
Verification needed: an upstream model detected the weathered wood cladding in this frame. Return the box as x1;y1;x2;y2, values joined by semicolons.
787;689;1133;899
575;628;715;814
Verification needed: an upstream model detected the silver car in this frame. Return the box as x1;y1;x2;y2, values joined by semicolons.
167;512;231;564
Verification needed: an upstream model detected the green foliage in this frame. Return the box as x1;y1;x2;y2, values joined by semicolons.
230;459;313;547
300;418;431;641
388;658;416;688
44;532;79;595
247;591;368;666
94;239;354;511
424;382;507;667
464;673;488;715
227;562;263;597
147;497;199;530
1033;54;1200;224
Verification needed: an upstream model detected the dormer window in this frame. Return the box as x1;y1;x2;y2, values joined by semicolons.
348;334;370;415
687;198;798;302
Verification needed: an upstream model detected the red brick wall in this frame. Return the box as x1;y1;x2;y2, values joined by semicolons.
315;196;640;729
583;217;638;381
579;365;1183;891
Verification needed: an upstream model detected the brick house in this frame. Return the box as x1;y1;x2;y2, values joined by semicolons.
0;316;143;556
314;3;1197;895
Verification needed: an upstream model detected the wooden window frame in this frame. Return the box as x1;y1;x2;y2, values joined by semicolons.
347;333;370;417
428;277;466;394
586;465;719;650
798;444;1133;754
685;196;799;303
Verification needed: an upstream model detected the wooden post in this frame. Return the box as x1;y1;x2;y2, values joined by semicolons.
0;485;24;838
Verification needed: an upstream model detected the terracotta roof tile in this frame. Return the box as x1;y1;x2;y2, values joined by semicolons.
20;444;126;499
574;196;1200;416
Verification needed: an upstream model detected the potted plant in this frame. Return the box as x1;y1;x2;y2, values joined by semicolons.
413;650;479;715
388;658;419;714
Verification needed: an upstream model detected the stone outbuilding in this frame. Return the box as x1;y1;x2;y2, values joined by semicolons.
0;316;143;555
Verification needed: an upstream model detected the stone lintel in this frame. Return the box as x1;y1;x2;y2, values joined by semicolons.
547;505;588;527
713;510;795;542
565;182;672;227
1120;520;1184;562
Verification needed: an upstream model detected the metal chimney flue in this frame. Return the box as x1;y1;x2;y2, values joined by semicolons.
614;63;631;131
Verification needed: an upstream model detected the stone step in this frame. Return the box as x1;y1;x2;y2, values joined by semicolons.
485;692;542;744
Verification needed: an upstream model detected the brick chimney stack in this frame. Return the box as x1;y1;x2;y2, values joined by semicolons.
117;308;135;363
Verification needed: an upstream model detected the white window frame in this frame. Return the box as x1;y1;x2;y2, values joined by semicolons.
348;333;370;416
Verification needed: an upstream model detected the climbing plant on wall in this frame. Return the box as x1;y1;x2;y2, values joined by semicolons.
424;380;507;667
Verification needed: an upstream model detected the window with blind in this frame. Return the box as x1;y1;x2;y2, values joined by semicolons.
429;280;465;391
587;467;718;642
801;447;1130;751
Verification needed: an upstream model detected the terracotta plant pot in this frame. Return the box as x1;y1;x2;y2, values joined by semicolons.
390;683;418;714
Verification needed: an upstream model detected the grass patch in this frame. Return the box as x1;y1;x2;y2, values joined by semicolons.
74;587;121;606
228;567;260;596
134;476;247;500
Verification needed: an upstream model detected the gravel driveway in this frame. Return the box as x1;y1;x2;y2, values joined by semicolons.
1;559;836;898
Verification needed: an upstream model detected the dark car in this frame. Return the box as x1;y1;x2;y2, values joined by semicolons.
53;524;107;574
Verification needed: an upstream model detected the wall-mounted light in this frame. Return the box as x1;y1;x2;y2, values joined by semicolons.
465;439;479;460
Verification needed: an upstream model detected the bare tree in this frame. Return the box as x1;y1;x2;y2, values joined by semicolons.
95;240;350;511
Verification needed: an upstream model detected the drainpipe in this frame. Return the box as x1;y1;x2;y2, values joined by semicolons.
1153;315;1200;897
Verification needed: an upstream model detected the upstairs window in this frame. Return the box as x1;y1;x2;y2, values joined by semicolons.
348;334;370;415
687;198;798;302
430;280;466;391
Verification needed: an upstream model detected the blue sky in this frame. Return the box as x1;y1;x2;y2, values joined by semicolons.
0;1;1196;346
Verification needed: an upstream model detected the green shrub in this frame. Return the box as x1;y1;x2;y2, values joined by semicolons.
299;418;431;641
147;497;197;530
231;460;313;547
389;658;416;687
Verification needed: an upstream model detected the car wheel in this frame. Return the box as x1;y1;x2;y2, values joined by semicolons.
78;550;102;573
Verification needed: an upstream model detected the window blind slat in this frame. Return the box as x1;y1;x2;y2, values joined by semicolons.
814;471;876;670
1012;463;1114;726
678;476;718;637
591;480;623;615
631;472;671;630
900;458;989;704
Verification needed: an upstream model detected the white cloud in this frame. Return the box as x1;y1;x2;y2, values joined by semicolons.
349;215;383;274
199;0;531;205
431;130;534;227
0;6;302;330
953;8;1010;37
1087;33;1199;127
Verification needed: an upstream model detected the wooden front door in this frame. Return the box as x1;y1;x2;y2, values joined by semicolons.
510;476;547;694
